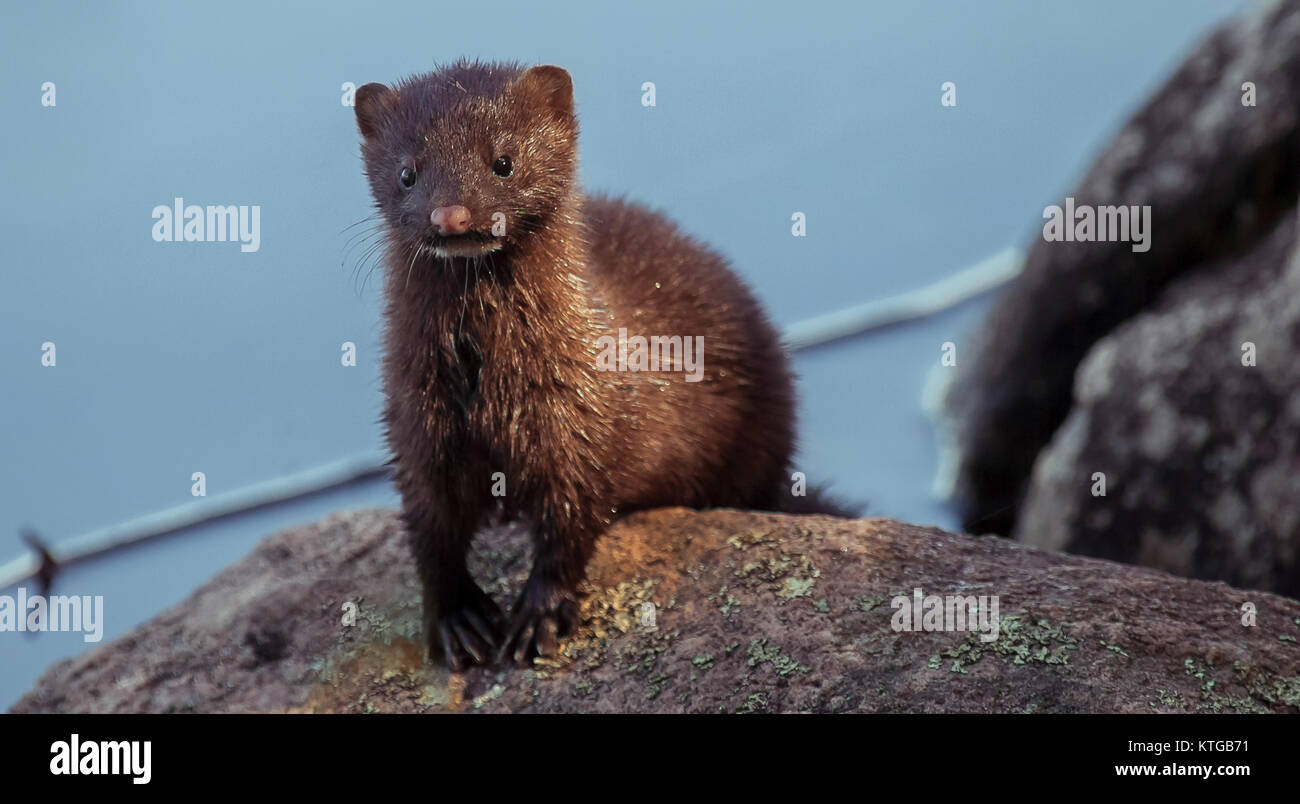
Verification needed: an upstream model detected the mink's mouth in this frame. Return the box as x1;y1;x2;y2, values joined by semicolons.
425;231;502;259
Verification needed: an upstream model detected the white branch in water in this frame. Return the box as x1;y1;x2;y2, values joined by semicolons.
1;248;1023;590
782;247;1022;351
0;452;391;591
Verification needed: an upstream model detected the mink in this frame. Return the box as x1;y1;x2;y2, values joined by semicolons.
354;60;850;669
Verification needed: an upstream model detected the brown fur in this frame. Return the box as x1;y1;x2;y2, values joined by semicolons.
355;60;839;668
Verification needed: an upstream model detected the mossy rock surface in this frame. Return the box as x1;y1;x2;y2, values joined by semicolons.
12;507;1300;713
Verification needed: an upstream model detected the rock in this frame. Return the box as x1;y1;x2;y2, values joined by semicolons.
1018;208;1300;597
12;508;1300;713
941;0;1300;537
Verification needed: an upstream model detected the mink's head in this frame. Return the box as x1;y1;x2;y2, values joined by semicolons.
355;61;578;260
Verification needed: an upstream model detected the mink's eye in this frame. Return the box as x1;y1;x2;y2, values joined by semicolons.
491;155;513;178
399;166;418;188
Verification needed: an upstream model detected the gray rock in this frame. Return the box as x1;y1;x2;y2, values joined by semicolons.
1018;208;1300;596
942;0;1300;537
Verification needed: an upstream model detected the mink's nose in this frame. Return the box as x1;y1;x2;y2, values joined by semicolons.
430;205;472;235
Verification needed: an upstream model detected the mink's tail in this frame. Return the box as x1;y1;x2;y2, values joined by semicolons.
774;482;863;519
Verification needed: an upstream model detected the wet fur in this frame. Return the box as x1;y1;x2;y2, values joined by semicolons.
356;59;838;669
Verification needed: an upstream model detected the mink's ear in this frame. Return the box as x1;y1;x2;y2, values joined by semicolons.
355;83;398;140
516;65;573;119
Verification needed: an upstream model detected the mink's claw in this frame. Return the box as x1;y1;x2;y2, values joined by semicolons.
429;583;505;672
498;581;578;667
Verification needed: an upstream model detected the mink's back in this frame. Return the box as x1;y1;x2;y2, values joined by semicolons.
578;194;796;512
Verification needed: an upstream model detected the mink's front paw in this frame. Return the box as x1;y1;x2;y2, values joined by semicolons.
427;582;505;673
498;578;579;667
